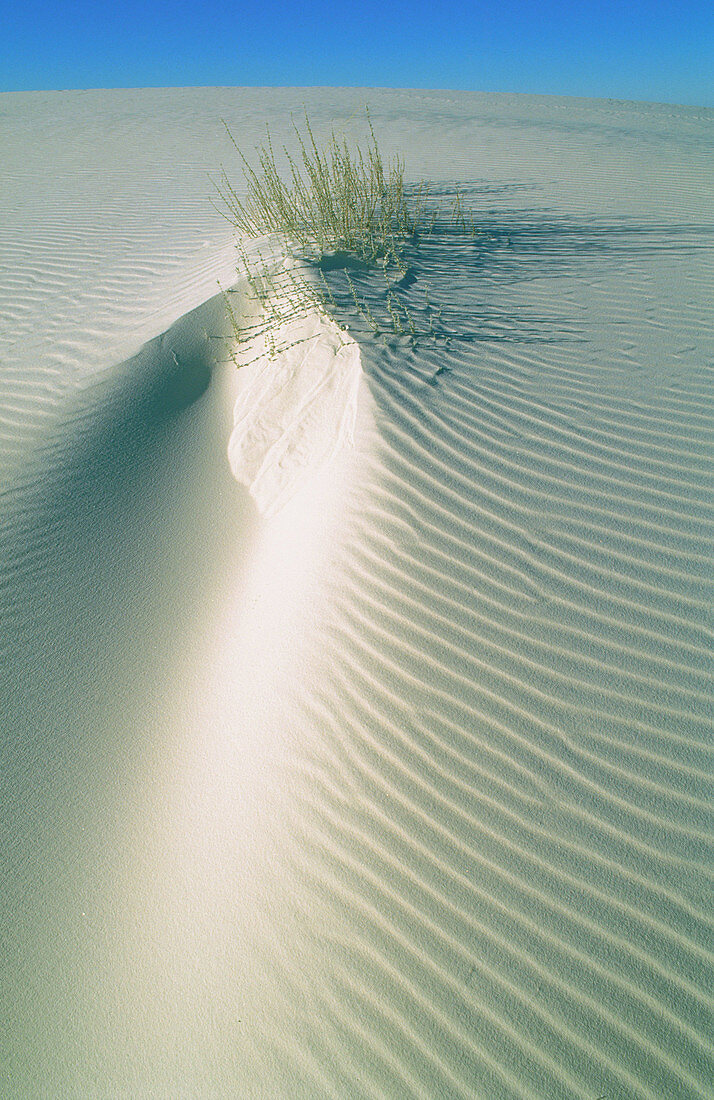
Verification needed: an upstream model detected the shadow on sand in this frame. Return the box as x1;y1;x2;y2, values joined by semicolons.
0;290;256;908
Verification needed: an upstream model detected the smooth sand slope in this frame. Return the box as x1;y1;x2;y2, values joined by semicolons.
1;88;713;1098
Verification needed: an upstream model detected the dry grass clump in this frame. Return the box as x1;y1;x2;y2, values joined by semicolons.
215;111;481;359
214;111;427;269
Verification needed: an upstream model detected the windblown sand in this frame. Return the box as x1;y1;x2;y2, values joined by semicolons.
1;88;712;1099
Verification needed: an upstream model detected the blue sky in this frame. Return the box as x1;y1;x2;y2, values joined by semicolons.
2;0;712;105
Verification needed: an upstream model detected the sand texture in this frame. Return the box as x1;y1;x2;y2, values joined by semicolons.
1;88;713;1098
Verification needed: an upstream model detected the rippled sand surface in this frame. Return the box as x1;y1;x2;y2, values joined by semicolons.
1;88;712;1098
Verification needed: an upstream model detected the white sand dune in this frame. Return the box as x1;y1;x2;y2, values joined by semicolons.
1;88;713;1098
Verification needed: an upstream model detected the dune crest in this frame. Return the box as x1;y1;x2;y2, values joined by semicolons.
227;273;362;517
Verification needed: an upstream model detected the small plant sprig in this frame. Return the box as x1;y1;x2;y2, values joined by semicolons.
219;242;348;369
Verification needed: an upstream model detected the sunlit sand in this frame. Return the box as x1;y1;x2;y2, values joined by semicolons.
1;88;712;1098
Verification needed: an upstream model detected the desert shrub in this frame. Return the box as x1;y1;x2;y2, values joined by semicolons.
214;111;428;270
215;111;479;358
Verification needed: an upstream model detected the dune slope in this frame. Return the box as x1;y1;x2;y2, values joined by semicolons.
1;88;712;1099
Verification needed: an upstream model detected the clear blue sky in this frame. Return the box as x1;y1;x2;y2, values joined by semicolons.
2;0;712;106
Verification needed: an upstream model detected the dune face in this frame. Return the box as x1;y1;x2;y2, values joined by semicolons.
1;88;713;1099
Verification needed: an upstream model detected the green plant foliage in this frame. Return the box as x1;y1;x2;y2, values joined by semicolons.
220;242;344;370
214;110;428;269
214;111;481;356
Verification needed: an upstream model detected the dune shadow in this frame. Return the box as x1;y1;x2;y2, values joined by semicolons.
0;291;256;862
